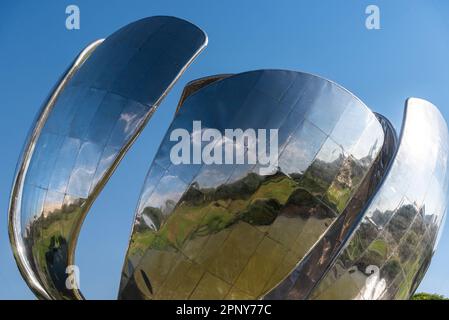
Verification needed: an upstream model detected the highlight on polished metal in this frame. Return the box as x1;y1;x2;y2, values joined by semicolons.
303;98;449;300
8;16;207;300
9;17;449;301
119;70;448;300
119;70;388;299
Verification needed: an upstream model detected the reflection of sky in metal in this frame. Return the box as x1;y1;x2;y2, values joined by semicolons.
1;1;449;299
307;98;449;300
9;16;207;300
119;70;390;300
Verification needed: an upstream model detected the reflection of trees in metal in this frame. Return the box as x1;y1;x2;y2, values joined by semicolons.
121;171;336;299
307;99;449;300
119;73;448;300
8;16;207;300
119;69;394;300
9;16;449;300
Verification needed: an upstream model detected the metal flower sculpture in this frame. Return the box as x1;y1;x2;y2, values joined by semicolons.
9;16;449;300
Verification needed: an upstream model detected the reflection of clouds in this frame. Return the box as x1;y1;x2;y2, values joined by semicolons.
223;130;256;164
120;82;449;300
280;138;319;175
95;147;118;176
331;106;375;153
403;105;439;170
423;176;444;224
143;191;182;210
202;130;224;165
291;101;445;300
435;150;448;186
233;136;248;160
138;174;186;214
48;137;81;193
67;166;96;198
365;182;401;222
317;139;343;164
434;212;447;250
170;123;278;167
22;185;47;226
42;191;65;218
351;120;382;160
222;134;243;162
137;165;165;214
119;111;140;134
279;120;328;175
191;125;203;147
66;142;102;198
195;165;230;189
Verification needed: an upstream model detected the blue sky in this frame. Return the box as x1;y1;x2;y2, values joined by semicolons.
1;0;449;299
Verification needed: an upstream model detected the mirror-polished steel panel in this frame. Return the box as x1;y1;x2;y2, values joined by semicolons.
10;15;447;299
9;16;207;300
307;98;449;300
264;113;398;299
118;70;385;300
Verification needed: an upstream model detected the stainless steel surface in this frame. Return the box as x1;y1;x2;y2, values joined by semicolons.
9;16;448;300
118;70;386;299
8;16;207;300
306;98;449;300
264;112;398;300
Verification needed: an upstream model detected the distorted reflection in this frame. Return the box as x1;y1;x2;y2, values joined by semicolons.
9;19;448;300
119;70;387;300
9;16;208;300
308;98;449;300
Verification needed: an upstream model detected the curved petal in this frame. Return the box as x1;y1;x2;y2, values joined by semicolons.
307;98;449;300
9;16;207;300
118;70;385;300
264;112;398;299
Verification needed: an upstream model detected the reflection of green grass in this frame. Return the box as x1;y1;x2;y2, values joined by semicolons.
351;238;389;268
251;177;296;205
313;210;432;299
368;239;388;257
130;232;156;255
34;206;81;265
299;173;328;196
325;184;352;213
195;204;235;235
403;251;424;288
131;169;375;299
132;175;297;262
395;279;412;299
26;204;86;298
346;234;364;261
133;170;342;265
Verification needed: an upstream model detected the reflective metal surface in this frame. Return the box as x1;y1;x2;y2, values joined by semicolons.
9;16;207;300
264;112;398;300
306;98;449;300
118;70;386;299
9;16;448;300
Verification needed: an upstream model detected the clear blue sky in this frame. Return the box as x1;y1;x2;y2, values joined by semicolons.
1;0;449;299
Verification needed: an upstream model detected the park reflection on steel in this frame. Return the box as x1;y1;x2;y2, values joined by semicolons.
9;16;449;301
8;16;207;300
304;98;449;300
118;70;390;299
119;71;448;300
